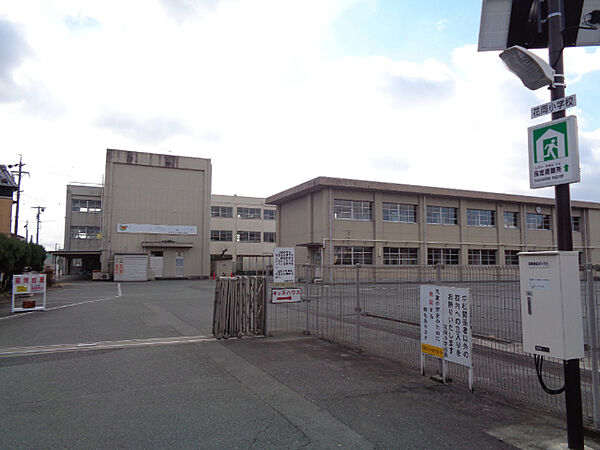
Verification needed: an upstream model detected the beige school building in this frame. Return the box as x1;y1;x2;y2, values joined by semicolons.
266;177;600;269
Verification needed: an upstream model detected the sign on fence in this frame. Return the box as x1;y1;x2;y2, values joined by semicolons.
272;288;301;303
420;285;473;390
420;286;444;358
444;287;472;368
420;285;472;367
273;247;295;284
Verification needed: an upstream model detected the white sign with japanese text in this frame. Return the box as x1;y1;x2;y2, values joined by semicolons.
273;247;295;284
530;95;576;119
13;274;46;294
420;285;444;358
443;286;472;368
420;285;472;367
12;273;47;313
271;288;301;303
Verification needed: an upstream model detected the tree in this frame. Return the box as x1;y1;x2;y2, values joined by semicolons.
0;234;47;290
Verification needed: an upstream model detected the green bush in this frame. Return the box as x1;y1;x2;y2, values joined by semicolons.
0;234;46;291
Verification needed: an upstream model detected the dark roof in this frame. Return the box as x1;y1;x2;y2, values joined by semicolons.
0;165;17;190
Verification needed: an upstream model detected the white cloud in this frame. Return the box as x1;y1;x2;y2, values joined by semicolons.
1;1;599;250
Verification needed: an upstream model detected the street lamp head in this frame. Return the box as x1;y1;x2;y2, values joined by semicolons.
499;45;556;90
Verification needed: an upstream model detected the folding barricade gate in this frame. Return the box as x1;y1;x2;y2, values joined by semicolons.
213;276;267;339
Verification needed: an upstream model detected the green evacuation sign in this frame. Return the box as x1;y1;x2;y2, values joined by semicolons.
528;116;580;189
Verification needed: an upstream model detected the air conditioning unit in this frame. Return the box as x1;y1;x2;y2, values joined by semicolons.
100;273;110;281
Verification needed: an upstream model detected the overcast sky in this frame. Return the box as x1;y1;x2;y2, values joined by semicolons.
2;0;600;250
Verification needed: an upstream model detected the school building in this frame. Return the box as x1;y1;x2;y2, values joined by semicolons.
266;177;600;271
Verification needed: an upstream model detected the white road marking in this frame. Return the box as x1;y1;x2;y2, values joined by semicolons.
0;334;232;357
0;284;123;320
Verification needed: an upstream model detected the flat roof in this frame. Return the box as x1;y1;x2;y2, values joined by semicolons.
266;176;600;209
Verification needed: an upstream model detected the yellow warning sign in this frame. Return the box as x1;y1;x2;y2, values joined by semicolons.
421;343;444;359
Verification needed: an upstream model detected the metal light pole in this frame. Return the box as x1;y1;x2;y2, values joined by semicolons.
548;0;584;448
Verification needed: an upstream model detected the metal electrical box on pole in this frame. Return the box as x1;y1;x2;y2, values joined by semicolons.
518;251;585;360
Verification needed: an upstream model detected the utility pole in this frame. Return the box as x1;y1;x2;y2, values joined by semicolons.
8;155;29;237
24;220;29;243
32;206;45;245
548;0;584;448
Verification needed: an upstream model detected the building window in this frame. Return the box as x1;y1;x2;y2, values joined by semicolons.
503;211;518;228
334;199;372;221
211;230;232;241
264;209;276;220
468;249;497;265
382;203;417;223
427;248;459;265
526;213;551;230
505;250;519;266
237;207;261;219
237;231;261;242
383;247;418;265
72;199;101;213
70;226;100;239
263;232;276;243
334;246;373;265
426;206;458;225
467;209;495;227
572;216;581;232
211;206;233;218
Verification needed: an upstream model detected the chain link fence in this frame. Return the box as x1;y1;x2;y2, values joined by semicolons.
266;264;600;429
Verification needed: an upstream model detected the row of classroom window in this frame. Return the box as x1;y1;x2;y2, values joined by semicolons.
334;200;581;231
211;206;276;220
334;246;524;266
211;230;276;243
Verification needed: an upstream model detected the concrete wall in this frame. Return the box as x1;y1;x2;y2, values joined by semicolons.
101;149;211;278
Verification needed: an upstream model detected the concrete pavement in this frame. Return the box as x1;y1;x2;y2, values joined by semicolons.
1;279;599;449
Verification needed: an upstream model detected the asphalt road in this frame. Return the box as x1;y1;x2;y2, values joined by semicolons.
1;279;599;449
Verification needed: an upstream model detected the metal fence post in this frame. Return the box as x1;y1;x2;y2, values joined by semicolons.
435;264;445;381
263;275;269;337
356;263;361;351
304;264;310;335
586;265;600;430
